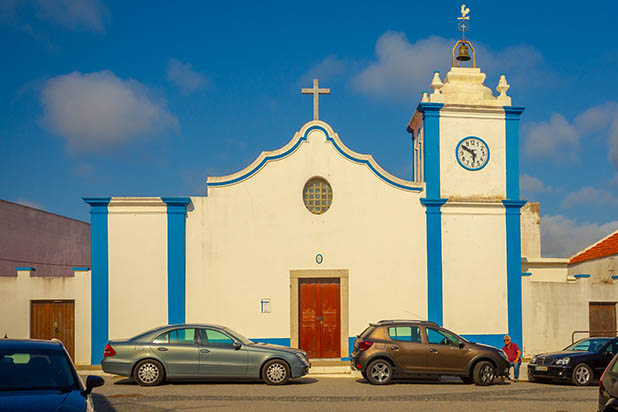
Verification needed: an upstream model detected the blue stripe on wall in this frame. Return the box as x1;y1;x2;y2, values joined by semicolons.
83;197;111;365
504;106;525;200
251;338;291;346
417;103;443;198
503;200;526;349
161;197;191;325
420;198;448;326
463;334;508;349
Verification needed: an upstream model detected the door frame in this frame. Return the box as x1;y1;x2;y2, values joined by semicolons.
290;269;349;359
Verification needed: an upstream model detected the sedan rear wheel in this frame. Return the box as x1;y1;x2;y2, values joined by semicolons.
366;359;393;385
262;359;290;385
572;363;592;386
133;359;164;386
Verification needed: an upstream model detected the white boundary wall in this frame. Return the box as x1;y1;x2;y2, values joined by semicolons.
0;269;91;364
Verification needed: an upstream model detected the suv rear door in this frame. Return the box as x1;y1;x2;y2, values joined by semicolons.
386;325;427;372
425;327;469;373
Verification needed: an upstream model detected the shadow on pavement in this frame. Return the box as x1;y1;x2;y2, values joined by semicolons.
91;393;120;412
114;377;318;386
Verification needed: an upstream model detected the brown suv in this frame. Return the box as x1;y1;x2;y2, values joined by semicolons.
350;320;510;385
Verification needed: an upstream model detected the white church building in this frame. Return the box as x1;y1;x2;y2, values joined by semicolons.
79;47;529;364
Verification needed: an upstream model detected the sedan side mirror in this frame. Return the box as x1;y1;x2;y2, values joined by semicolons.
233;341;242;350
84;375;104;395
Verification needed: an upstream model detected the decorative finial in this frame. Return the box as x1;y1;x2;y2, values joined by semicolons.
496;75;510;97
430;72;443;95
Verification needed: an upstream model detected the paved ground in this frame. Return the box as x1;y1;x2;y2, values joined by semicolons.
91;375;599;412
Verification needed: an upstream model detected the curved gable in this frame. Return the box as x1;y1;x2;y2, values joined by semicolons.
206;121;423;192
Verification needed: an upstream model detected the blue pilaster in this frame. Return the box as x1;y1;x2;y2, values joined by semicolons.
503;200;526;347
504;106;525;200
161;197;191;325
420;198;448;325
83;197;111;365
417;102;444;198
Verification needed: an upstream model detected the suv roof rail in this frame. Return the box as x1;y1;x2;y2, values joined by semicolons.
377;319;439;326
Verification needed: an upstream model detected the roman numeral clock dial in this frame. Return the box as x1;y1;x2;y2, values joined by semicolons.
456;137;490;170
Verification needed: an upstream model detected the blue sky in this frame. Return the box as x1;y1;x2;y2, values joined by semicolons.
1;0;617;257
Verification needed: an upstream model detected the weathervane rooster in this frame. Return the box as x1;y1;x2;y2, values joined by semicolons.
458;4;470;20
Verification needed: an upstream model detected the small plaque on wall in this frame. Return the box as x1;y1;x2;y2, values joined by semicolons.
260;298;271;313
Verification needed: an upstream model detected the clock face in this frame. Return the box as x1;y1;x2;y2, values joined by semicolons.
456;137;490;170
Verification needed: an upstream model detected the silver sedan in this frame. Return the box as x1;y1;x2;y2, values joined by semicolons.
101;324;311;386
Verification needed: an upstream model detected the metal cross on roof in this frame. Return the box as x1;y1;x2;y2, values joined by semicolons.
302;78;330;121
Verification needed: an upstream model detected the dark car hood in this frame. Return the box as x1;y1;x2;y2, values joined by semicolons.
249;342;304;354
0;390;86;412
536;350;592;359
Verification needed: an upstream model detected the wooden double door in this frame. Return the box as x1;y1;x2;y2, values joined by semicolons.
31;300;75;359
299;278;340;359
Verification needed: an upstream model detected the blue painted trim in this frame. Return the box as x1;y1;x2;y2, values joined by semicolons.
504;106;525;200
521;272;532;277
251;338;291;346
209;125;423;192
421;198;448;325
315;254;323;264
455;136;490;171
16;267;35;271
417;103;443;198
612;275;618;280
161;197;191;325
574;274;591;279
72;267;90;271
83;197;111;365
503;200;526;350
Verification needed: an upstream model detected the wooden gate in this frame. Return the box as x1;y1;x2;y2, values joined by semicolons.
31;300;75;359
299;278;340;359
589;302;617;337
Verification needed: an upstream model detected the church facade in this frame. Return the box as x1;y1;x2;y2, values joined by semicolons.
83;61;527;364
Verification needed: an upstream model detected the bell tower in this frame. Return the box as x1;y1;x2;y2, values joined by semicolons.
408;4;526;348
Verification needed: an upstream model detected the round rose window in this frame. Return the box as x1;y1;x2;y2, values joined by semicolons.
303;177;333;215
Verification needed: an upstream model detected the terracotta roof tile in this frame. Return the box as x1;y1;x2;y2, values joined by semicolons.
569;231;618;264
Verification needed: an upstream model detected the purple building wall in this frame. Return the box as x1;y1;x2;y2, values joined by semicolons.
0;200;90;277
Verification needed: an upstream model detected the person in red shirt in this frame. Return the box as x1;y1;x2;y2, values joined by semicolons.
502;335;521;382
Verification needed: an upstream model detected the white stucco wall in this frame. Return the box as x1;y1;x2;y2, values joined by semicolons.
439;108;507;200
569;256;618;283
521;258;618;356
0;269;91;364
442;202;508;334
186;122;428;341
107;199;168;340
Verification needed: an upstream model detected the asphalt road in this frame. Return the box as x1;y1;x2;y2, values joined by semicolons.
91;375;599;412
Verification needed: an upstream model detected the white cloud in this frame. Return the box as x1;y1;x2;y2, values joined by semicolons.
541;214;618;257
166;59;209;95
562;186;618;209
523;113;579;158
520;174;553;197
41;70;178;151
523;102;618;164
352;33;452;99
300;55;348;85
2;0;108;32
15;198;44;210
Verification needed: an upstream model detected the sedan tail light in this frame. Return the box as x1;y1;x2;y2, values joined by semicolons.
357;341;374;351
103;343;116;357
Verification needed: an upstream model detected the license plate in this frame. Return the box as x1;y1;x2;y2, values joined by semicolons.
535;366;548;371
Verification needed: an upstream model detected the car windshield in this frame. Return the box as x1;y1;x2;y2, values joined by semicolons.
223;327;254;345
564;338;611;352
0;349;79;391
